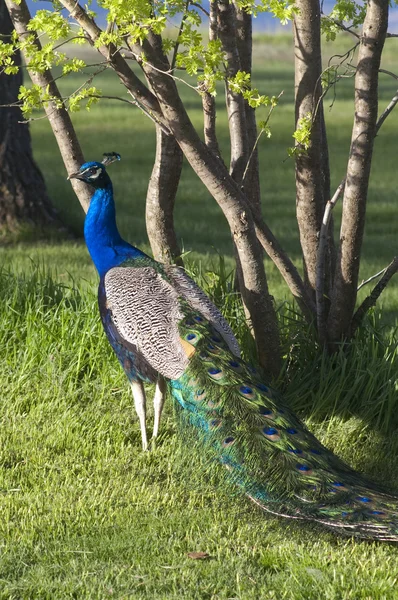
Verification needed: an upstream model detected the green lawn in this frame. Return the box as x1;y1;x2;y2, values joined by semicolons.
1;34;398;598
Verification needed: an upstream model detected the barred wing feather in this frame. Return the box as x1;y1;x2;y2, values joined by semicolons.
104;266;189;380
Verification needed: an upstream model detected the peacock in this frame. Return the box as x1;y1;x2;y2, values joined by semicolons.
69;153;398;542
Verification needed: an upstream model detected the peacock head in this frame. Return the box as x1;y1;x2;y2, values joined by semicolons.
68;152;121;189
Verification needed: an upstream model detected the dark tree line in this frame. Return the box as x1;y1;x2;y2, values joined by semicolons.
0;0;61;236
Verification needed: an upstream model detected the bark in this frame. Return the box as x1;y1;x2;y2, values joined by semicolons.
202;92;221;155
315;178;345;343
218;1;261;303
202;0;221;157
327;0;389;344
317;85;398;344
293;0;329;301
146;126;183;265
217;0;248;185
233;1;261;212
5;0;92;212
0;0;58;232
130;32;282;376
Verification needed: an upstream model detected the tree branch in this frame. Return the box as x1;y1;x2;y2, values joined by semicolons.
350;257;398;336
253;215;316;320
233;0;261;211
357;266;388;291
5;0;92;211
320;13;360;39
315;177;345;343
201;0;221;156
170;0;190;72
375;88;398;133
146;126;183;265
129;31;283;375
217;0;248;185
58;0;166;126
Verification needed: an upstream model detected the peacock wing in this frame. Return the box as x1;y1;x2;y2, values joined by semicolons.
104;266;189;380
165;265;240;357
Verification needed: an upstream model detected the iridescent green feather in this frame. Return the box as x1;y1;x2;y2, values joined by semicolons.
168;308;398;541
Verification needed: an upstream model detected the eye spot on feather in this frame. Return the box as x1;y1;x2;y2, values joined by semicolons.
247;364;257;374
309;448;322;455
209;419;222;430
261;427;280;442
207;399;221;409
185;333;199;345
258;407;275;419
208;367;224;381
184;319;195;327
356;496;372;504
286;428;298;435
368;510;387;518
193;389;206;401
200;352;211;361
256;383;269;393
296;463;313;475
288;448;303;455
194;315;204;323
211;335;222;344
239;385;255;399
222;436;235;447
207;343;221;354
331;482;348;491
228;360;243;372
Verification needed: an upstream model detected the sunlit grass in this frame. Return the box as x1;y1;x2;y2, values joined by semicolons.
0;267;397;598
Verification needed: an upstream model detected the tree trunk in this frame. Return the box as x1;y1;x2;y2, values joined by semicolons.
130;32;282;376
293;0;329;302
327;0;389;345
146;126;183;265
233;1;261;213
0;0;59;234
5;0;92;212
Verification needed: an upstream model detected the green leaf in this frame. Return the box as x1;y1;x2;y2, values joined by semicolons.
27;10;71;41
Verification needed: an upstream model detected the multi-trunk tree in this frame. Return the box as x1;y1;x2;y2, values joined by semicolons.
2;0;397;374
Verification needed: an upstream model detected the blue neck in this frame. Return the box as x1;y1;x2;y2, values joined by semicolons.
84;183;144;277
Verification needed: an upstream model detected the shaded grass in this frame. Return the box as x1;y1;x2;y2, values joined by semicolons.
0;268;398;598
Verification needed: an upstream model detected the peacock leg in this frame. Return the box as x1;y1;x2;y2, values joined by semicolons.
152;376;166;439
130;380;148;451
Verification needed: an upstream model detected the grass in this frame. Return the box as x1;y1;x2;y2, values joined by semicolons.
0;267;398;599
1;34;398;598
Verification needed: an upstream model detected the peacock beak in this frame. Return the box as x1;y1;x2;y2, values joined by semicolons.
67;171;83;181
